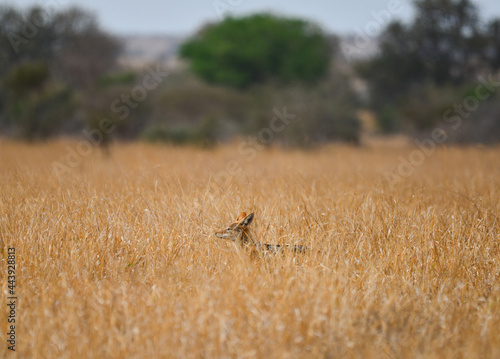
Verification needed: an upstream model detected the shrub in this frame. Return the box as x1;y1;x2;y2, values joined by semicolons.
142;117;219;147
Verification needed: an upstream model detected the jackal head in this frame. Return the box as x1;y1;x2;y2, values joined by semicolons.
215;212;255;244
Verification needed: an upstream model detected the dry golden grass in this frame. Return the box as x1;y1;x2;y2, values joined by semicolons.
0;140;499;358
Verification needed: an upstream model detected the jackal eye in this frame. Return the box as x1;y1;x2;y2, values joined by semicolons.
227;227;232;231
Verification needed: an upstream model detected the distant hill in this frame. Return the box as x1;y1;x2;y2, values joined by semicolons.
117;35;186;69
116;34;378;70
338;34;379;62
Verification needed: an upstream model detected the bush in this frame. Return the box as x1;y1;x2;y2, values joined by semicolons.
398;83;464;131
394;82;500;144
84;69;156;141
376;106;400;134
441;93;500;145
144;67;361;147
2;63;78;140
243;74;361;147
148;79;247;142
142;117;219;147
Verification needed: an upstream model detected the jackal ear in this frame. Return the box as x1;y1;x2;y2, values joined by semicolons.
238;212;254;227
236;212;247;221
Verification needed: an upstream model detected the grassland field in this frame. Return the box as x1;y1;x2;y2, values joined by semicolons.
0;140;499;358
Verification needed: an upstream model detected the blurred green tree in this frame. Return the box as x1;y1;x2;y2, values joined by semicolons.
180;14;331;88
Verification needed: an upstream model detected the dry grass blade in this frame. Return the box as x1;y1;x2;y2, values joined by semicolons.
0;141;499;358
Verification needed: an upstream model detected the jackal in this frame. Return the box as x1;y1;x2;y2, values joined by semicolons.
215;212;306;254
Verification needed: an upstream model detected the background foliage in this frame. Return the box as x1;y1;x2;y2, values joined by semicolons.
1;0;500;145
180;14;331;88
356;0;500;141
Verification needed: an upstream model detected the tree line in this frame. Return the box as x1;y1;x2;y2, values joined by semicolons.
357;0;500;142
1;0;499;145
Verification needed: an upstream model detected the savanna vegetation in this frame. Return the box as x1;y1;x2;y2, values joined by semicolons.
3;0;499;147
0;141;499;358
1;1;499;357
356;0;500;141
0;6;359;146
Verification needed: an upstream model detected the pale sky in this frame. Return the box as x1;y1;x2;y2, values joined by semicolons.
4;0;500;36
